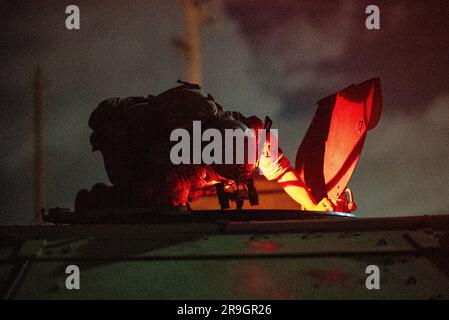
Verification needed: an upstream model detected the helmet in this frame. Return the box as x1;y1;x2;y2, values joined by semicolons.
205;119;257;181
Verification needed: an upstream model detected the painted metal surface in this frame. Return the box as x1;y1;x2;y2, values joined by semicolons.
295;78;382;202
1;213;448;299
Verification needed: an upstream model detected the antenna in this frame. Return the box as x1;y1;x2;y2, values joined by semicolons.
32;66;47;224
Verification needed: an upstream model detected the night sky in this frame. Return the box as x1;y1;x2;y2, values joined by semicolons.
1;0;449;224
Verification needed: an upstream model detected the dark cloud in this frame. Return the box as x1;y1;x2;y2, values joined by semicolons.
224;0;449;115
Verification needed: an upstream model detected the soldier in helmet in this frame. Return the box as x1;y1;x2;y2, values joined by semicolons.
76;81;335;212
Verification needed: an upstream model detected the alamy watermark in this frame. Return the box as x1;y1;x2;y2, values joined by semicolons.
365;264;380;290
169;121;278;170
65;264;80;290
64;4;380;31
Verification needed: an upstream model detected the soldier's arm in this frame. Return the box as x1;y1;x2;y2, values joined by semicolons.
259;148;334;212
277;167;335;211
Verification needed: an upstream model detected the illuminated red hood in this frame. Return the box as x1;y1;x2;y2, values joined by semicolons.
295;78;382;203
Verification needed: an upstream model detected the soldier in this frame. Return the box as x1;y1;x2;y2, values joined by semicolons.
75;81;335;212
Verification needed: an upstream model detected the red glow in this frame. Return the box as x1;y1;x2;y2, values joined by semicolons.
250;240;281;253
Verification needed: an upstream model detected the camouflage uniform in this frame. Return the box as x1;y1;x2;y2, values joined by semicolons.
76;82;289;211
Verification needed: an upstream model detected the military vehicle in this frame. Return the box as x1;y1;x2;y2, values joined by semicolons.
2;78;448;299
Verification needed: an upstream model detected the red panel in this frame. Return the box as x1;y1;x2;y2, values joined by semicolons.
295;78;382;202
